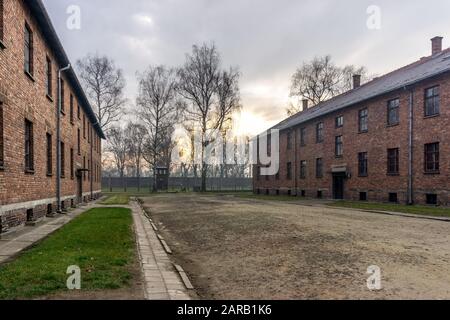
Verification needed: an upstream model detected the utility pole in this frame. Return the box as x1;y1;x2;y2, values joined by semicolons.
56;64;71;214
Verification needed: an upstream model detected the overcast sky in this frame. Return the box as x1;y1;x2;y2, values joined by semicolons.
43;0;450;134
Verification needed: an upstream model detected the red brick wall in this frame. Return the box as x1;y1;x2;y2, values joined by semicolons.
0;0;102;231
254;73;450;206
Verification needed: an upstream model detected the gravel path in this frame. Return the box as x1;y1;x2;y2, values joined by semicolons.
142;194;450;300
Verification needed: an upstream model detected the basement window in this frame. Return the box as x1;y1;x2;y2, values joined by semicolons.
26;209;33;222
389;193;398;203
426;194;438;206
359;192;368;201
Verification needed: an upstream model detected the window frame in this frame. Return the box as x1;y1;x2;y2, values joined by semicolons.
424;142;439;173
358;152;368;177
300;160;307;179
24;119;34;172
46;132;52;176
424;86;440;117
70;94;74;124
300;127;306;146
286;131;292;150
46;56;52;98
60;141;65;178
358;108;368;133
70;148;74;180
387;148;399;175
335;135;343;158
316;122;324;143
316;158;323;178
335;115;344;128
286;162;292;180
387;98;400;126
24;23;34;76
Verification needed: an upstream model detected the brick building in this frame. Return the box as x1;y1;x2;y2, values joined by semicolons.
0;0;105;233
254;37;449;206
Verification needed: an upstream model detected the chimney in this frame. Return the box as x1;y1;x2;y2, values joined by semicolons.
353;74;361;89
302;99;309;111
431;36;443;55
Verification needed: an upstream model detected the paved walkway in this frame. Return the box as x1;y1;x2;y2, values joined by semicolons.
0;202;98;265
131;200;192;300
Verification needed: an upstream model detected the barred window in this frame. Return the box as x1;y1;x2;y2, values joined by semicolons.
387;148;399;175
387;99;399;126
358;152;368;177
24;119;34;172
0;102;3;168
60;141;65;178
46;57;52;97
335;116;344;128
24;24;33;75
316;158;323;178
424;143;439;173
424;86;440;117
46;133;52;175
300;160;307;179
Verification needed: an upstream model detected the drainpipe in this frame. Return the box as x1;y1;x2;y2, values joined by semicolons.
56;64;71;214
407;87;414;205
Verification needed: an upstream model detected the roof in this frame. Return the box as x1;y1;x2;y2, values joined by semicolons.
25;0;106;140
272;48;450;132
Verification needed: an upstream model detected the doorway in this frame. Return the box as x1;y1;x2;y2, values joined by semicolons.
333;173;345;200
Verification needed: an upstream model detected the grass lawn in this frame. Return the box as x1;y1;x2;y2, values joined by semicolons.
329;201;450;217
100;194;130;205
0;207;136;300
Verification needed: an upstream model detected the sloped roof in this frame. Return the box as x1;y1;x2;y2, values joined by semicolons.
25;0;106;139
272;48;450;132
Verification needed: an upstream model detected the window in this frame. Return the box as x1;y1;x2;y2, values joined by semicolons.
60;79;65;113
287;131;292;150
426;194;438;205
358;152;368;176
0;102;3;168
300;128;306;146
387;148;399;175
83;156;86;181
46;57;52;97
424;142;439;173
300;160;307;179
387;99;399;126
335;116;344;128
70;94;74;123
317;191;323;199
0;0;4;44
83;114;86;138
70;148;74;180
358;109;368;132
275;171;280;180
88;159;90;181
300;190;306;197
60;141;65;178
286;162;292;180
335;136;343;157
77;104;81;120
24;24;33;75
389;193;398;203
24;119;34;172
316;123;324;143
316;158;323;178
77;128;81;155
46;133;52;176
359;192;368;201
424;86;440;117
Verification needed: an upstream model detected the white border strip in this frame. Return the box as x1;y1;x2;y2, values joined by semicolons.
0;190;102;215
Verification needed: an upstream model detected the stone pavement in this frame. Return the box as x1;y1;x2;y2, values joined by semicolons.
131;200;192;300
0;202;98;265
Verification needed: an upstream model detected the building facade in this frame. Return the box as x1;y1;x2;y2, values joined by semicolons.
254;37;449;206
0;0;105;233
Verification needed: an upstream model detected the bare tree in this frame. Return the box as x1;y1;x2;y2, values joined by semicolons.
137;65;179;192
77;53;126;134
107;126;128;190
125;122;147;192
288;55;371;115
177;43;241;192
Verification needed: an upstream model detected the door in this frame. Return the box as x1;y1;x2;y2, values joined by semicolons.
333;173;345;199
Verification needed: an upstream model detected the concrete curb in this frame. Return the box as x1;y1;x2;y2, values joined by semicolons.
174;264;195;290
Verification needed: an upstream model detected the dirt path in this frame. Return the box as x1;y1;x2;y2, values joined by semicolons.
142;194;450;300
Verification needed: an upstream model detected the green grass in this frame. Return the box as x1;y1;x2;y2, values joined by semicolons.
0;207;135;300
100;194;130;205
329;201;450;217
